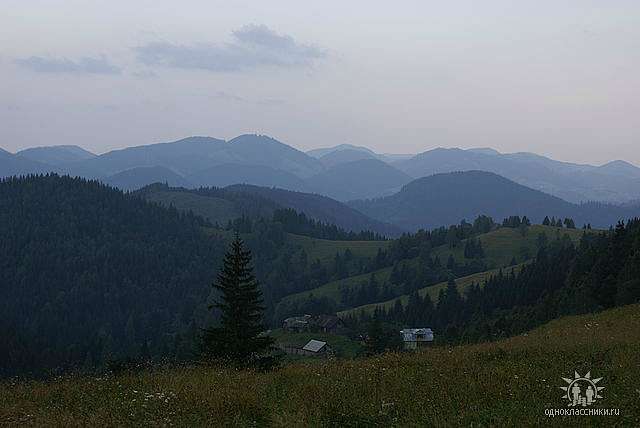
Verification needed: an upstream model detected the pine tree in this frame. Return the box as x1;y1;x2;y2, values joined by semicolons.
202;234;276;368
365;317;386;355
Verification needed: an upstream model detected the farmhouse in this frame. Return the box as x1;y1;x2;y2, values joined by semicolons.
400;328;434;350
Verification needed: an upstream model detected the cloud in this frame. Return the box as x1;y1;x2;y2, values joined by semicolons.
134;24;326;72
131;70;158;79
16;55;121;75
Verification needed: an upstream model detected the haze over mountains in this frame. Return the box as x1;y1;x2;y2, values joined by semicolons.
349;171;640;231
395;147;640;203
3;134;640;232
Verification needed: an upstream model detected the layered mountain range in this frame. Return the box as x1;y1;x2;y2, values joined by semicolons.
3;134;640;231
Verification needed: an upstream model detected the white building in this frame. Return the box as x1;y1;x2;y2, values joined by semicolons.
400;328;434;350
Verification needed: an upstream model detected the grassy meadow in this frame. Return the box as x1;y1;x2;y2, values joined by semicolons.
431;224;585;269
286;234;389;264
339;263;526;317
281;225;583;309
2;304;638;426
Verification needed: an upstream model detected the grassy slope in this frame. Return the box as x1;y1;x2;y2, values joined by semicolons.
2;305;638;426
286;234;389;264
281;225;584;308
338;263;526;317
146;189;389;265
282;265;394;304
200;229;387;267
431;224;584;269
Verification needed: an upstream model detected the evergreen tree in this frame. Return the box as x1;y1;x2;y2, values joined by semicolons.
202;235;276;368
365;317;386;355
365;317;402;355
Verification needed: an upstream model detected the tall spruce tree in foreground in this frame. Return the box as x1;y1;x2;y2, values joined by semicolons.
202;234;276;368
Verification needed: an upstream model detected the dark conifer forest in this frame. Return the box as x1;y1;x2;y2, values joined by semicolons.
0;175;227;376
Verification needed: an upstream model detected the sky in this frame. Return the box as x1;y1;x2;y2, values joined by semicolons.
1;0;639;165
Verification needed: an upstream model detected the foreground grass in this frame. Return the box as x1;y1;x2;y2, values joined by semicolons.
2;305;639;427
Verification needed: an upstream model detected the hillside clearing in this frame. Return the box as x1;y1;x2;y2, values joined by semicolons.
281;225;585;309
286;234;389;263
339;263;526;317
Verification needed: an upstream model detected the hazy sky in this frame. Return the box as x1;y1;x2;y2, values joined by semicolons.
2;1;639;164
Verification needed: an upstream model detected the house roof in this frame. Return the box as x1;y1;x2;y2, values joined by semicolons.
317;315;342;329
400;328;433;335
302;339;327;353
400;328;434;342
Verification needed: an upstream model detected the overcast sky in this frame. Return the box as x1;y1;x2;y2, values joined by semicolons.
1;1;639;165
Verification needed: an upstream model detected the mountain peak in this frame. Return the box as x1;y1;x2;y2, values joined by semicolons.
307;143;377;159
467;147;501;156
172;136;225;145
597;159;640;178
229;134;280;144
17;145;96;165
601;159;638;169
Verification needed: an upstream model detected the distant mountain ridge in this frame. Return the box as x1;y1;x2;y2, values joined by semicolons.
307;144;413;164
349;171;640;231
0;149;51;177
394;147;640;203
105;166;193;191
186;163;311;191
17;145;96;165
3;137;640;205
306;158;412;201
316;149;378;168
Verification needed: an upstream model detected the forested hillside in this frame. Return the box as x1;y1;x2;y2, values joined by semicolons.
275;221;584;321
346;219;640;344
137;183;402;237
0;175;226;376
0;175;391;376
